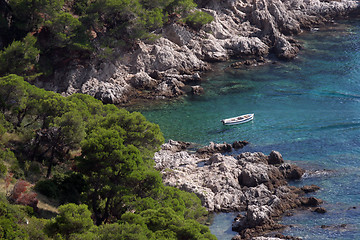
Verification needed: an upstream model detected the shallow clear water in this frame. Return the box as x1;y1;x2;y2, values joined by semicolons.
135;19;360;239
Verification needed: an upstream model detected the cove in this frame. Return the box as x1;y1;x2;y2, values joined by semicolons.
135;19;360;239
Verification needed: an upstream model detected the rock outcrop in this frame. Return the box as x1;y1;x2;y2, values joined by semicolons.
154;140;324;239
196;140;249;157
36;0;359;104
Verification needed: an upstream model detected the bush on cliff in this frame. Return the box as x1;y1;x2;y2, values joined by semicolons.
1;0;213;80
0;34;40;80
185;10;214;30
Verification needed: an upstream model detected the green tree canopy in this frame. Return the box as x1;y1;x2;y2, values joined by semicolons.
1;0;213;80
77;126;146;224
0;194;29;240
45;203;93;239
0;34;40;79
0;75;215;240
121;208;216;240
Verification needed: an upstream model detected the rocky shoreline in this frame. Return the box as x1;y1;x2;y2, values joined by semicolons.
154;140;325;239
35;0;359;104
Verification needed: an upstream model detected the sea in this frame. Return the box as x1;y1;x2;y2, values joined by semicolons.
133;19;360;239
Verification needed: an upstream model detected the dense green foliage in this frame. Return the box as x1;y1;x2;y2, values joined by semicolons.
184;10;214;30
0;34;40;79
0;74;216;239
0;1;215;238
0;194;29;239
0;0;213;78
45;203;94;238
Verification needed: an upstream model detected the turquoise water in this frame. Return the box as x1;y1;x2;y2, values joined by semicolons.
136;19;360;239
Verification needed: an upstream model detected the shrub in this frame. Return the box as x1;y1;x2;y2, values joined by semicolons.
121;208;216;239
15;192;38;211
0;34;40;78
9;163;24;179
25;161;42;181
8;180;38;210
0;113;11;137
35;179;59;199
184;10;213;30
0;161;7;176
28;161;42;174
0;125;5;138
35;172;86;203
0;148;24;178
0;148;16;163
97;222;152;240
9;180;29;201
0;194;29;239
56;172;87;204
45;203;93;238
20;217;50;240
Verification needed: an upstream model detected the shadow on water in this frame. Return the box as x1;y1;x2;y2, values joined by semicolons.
313;90;360;100
315;121;360;131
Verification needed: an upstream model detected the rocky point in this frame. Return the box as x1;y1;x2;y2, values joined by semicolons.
154;140;325;239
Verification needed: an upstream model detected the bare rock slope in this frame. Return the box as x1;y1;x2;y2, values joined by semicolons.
37;0;359;103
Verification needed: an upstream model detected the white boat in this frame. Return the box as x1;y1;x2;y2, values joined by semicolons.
221;113;254;125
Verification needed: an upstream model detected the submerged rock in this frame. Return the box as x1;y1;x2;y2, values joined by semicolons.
300;196;323;207
191;85;204;95
313;207;327;213
301;184;320;193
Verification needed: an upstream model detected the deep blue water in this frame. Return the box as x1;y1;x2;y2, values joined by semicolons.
135;19;360;239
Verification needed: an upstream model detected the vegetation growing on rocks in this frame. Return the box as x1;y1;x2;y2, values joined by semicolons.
0;74;215;239
0;0;213;79
1;0;357;105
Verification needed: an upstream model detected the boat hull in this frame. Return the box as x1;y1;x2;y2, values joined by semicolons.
221;114;254;125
